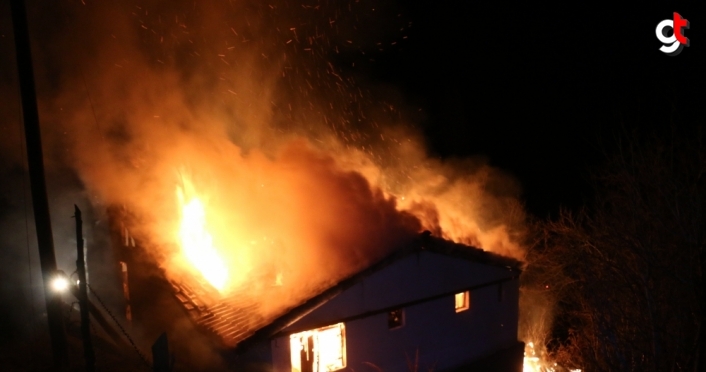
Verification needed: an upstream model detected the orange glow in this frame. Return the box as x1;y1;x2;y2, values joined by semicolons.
455;291;470;312
177;180;229;292
523;342;542;372
522;341;581;372
290;323;346;372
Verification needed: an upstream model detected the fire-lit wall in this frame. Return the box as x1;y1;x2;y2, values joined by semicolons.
270;251;521;372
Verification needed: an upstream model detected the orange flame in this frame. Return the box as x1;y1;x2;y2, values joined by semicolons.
523;341;581;372
523;342;542;372
177;180;229;292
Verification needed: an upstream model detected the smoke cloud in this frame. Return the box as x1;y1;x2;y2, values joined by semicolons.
0;0;527;368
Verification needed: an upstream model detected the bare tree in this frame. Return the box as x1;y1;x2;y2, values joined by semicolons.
523;126;706;372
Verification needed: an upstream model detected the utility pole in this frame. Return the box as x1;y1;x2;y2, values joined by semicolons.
10;0;69;368
75;206;95;371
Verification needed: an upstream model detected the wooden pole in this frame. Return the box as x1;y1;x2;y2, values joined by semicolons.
9;0;69;367
68;284;126;347
75;206;95;371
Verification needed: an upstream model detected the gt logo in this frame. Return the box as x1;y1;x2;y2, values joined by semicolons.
656;12;690;56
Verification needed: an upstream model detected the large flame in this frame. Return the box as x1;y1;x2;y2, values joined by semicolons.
20;1;533;369
177;181;229;292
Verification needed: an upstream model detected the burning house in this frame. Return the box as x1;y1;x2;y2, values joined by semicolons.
3;0;532;370
244;233;524;372
114;209;523;372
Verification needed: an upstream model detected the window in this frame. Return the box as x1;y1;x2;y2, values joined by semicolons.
388;309;404;329
455;291;470;312
290;323;346;372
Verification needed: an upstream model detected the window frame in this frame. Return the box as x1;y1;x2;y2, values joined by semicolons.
455;291;470;313
289;322;346;372
388;308;405;329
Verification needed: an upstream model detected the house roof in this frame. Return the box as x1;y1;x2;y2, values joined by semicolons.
230;231;523;354
114;204;522;353
168;278;269;347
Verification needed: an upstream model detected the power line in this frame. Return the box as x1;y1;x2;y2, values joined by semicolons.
86;282;152;369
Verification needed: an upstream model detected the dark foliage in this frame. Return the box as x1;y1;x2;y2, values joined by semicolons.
525;126;706;372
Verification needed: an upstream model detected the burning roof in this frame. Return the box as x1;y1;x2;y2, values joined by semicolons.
163;231;522;353
168;279;267;348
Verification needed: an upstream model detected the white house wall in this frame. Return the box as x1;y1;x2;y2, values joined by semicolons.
271;277;520;372
281;250;517;333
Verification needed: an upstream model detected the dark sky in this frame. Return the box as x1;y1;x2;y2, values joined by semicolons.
0;3;701;250
345;1;705;217
2;1;702;218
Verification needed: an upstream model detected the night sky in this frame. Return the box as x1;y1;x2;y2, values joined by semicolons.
347;1;705;217
1;1;702;218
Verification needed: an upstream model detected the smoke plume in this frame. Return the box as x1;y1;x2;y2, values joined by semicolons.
0;0;527;368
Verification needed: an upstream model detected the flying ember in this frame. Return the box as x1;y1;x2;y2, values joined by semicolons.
177;184;229;292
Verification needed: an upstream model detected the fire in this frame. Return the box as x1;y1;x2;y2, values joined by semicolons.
177;183;229;292
523;341;581;372
523;342;543;372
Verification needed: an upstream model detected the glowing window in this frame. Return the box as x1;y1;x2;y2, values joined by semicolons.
290;322;346;372
388;309;404;329
455;291;470;312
